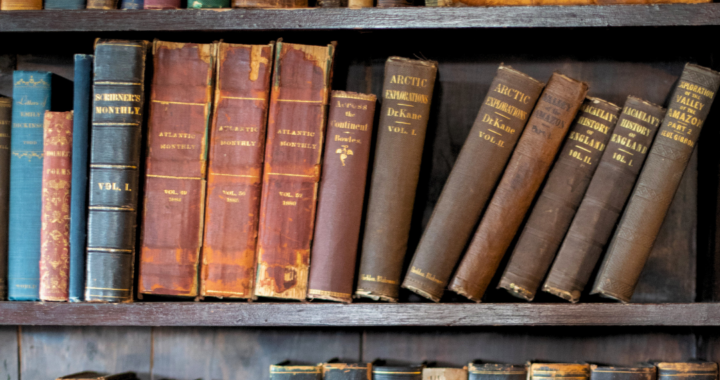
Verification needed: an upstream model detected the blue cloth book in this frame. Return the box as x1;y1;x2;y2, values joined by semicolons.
69;55;93;302
44;0;87;8
8;71;52;301
120;0;143;8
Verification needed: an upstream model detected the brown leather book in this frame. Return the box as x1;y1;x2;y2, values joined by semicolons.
449;73;588;302
307;91;376;303
253;42;336;300
423;368;468;380
232;0;306;7
657;363;717;380
591;64;720;302
317;0;346;6
377;0;411;5
355;57;438;302
591;365;656;380
347;0;372;7
39;111;74;302
323;363;372;380
402;65;543;302
138;41;217;298
531;364;590;380
0;97;10;300
86;0;118;8
543;96;664;303
469;363;527;380
498;97;620;301
0;0;41;9
199;42;274;300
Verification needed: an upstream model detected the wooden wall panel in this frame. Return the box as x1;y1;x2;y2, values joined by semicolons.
0;327;18;380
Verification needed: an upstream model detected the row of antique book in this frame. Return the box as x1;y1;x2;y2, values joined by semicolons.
0;38;717;305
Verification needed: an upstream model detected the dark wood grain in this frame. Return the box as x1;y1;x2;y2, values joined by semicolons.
0;327;18;380
0;5;719;32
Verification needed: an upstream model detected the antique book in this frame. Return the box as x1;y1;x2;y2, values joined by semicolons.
307;91;377;303
355;57;438;302
57;372;137;380
591;365;656;380
39;111;74;302
85;39;149;303
253;42;336;300
543;96;664;302
449;73;588;302
323;363;372;380
531;364;590;380
44;0;86;9
377;0;411;6
469;363;527;380
317;0;346;6
657;363;717;380
200;42;274;299
143;0;178;8
591;64;720;302
0;97;11;300
120;0;143;8
69;54;93;302
498;97;620;301
402;65;543;302
86;0;118;8
232;0;306;7
0;0;41;9
270;365;322;380
188;0;229;7
139;40;217;298
423;368;468;380
373;366;425;380
8;71;52;301
347;0;371;6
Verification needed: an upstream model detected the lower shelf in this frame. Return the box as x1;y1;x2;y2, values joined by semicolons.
0;302;717;326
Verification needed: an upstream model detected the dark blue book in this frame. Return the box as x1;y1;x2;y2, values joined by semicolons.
69;55;93;303
44;0;86;8
120;0;142;8
7;71;52;301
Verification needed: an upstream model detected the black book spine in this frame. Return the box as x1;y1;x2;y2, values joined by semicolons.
469;364;527;380
373;366;424;380
591;365;656;380
85;39;149;303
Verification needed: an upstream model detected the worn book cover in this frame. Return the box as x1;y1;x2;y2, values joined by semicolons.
657;363;716;380
200;42;274;299
143;0;179;8
355;57;438;302
0;97;10;300
531;364;590;380
543;96;664;303
270;365;322;380
253;41;336;300
39;111;74;302
469;363;527;380
592;64;720;302
0;0;41;9
323;363;372;380
44;0;86;8
499;97;620;301
139;40;217;298
423;368;468;380
591;365;656;380
307;91;376;303
449;72;588;302
233;0;307;7
374;366;425;380
86;0;118;8
403;64;543;302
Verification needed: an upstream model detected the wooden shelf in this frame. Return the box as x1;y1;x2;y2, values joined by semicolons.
1;302;720;326
0;4;718;32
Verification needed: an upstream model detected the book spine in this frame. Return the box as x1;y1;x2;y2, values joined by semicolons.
591;365;656;380
355;57;438;302
307;91;376;303
139;40;217;298
86;0;118;8
85;39;148;303
531;364;590;380
591;64;720;302
39;111;73;302
69;54;93;302
657;363;717;380
8;71;52;301
188;0;229;7
468;363;527;380
402;65;544;302
253;42;335;300
347;0;371;6
120;0;143;8
423;368;468;380
376;0;411;6
373;366;425;380
543;96;664;302
143;0;178;8
199;42;274;299
232;0;306;6
498;97;620;301
448;73;588;302
0;0;41;9
270;366;323;380
323;363;372;380
317;0;346;6
0;97;11;300
44;0;86;8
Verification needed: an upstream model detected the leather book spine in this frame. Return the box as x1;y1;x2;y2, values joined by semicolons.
531;364;590;380
44;0;86;9
317;0;346;6
323;363;372;380
307;91;377;303
139;40;217;298
347;0;372;6
232;0;306;7
498;97;620;301
270;365;322;380
449;73;588;302
254;42;335;300
200;42;274;299
591;63;720;302
39;111;74;302
377;0;411;6
356;57;438;302
120;0;143;8
591;365;656;380
69;54;93;302
657;363;717;380
423;368;468;380
85;39;148;303
402;65;543;302
469;364;527;380
543;96;664;302
143;0;179;8
188;0;229;7
8;71;52;301
86;0;118;8
0;97;10;300
373;366;425;380
0;0;41;9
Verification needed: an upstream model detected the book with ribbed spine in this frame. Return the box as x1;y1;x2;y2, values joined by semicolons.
69;54;93;302
591;364;656;380
0;97;11;300
656;363;716;380
373;366;424;380
531;364;590;380
85;39;149;303
8;71;52;301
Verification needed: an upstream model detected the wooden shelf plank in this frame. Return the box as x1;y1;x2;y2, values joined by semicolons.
0;4;719;32
0;302;718;326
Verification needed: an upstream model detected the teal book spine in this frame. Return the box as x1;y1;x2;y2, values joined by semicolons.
7;71;52;301
187;0;229;7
